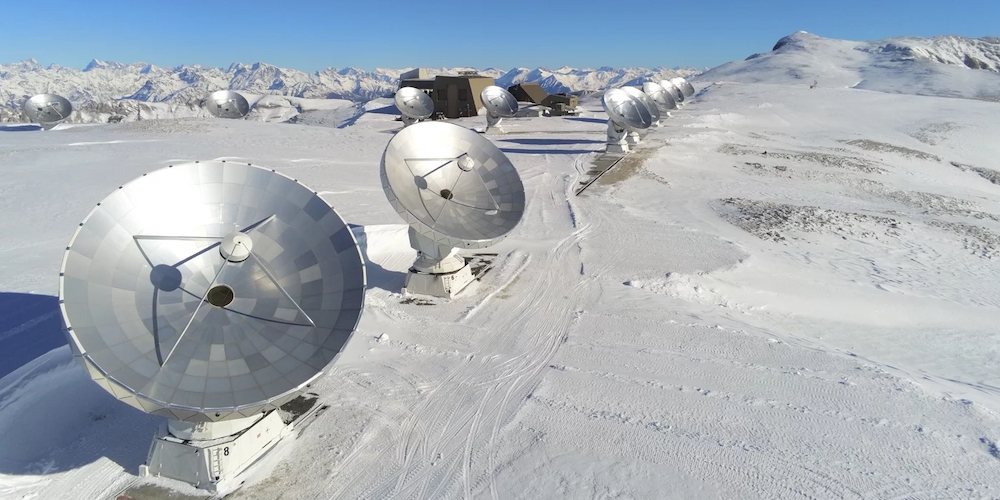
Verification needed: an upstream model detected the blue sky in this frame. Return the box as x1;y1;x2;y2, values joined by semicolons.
1;0;997;71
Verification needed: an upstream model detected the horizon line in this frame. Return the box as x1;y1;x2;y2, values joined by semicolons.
0;58;707;74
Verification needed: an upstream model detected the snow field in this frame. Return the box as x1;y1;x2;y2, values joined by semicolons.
2;54;1000;499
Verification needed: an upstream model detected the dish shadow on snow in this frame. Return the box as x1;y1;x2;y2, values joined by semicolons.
500;148;603;155
0;350;158;477
365;104;400;115
350;225;406;293
562;116;608;125
0;292;66;380
501;147;601;155
0;124;43;132
499;137;604;145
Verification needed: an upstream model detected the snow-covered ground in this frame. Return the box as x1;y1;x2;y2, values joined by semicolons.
3;33;1000;499
704;31;1000;101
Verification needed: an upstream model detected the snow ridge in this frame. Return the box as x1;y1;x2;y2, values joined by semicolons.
701;31;1000;101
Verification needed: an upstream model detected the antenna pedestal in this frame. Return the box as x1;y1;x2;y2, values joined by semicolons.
401;114;419;127
404;227;476;297
140;411;290;492
606;120;630;154
626;128;641;146
485;113;506;135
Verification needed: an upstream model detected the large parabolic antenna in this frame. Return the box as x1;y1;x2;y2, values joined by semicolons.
670;77;696;98
381;121;525;297
602;88;651;154
622;86;661;125
395;87;434;127
621;86;661;144
60;160;365;490
660;80;684;104
480;85;519;135
23;93;73;129
206;90;251;119
643;81;677;112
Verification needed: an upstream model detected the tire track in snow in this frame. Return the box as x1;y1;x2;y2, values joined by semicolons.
336;169;596;499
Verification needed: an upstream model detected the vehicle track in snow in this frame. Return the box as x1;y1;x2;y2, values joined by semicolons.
300;164;600;499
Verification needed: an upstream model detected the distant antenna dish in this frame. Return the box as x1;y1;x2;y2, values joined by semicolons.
659;80;684;104
621;86;661;141
23;93;72;129
480;85;519;135
602;88;651;154
60;160;365;489
395;87;434;127
205;90;250;119
643;82;677;112
670;77;695;98
380;121;525;297
621;87;661;124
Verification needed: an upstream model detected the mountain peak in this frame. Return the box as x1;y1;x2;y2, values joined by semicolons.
84;59;130;71
6;59;43;71
772;31;821;51
84;59;106;71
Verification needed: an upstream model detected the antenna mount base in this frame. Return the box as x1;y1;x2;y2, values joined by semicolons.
404;227;477;297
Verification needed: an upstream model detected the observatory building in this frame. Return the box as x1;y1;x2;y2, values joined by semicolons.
507;83;579;116
542;93;579;116
398;68;435;93
508;83;549;104
398;69;497;119
433;74;496;118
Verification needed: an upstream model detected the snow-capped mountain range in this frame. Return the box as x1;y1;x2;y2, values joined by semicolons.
1;31;997;125
0;60;695;109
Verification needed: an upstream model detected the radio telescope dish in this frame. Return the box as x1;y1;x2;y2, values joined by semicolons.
621;87;661;124
621;86;661;142
670;77;696;98
643;82;677;112
659;80;684;104
480;85;519;135
23;93;72;129
381;121;525;297
395;87;434;127
60;160;365;489
602;89;651;154
205;90;250;119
